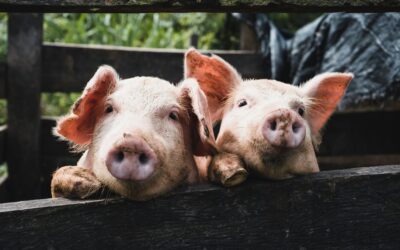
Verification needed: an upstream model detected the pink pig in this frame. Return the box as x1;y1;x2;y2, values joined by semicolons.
51;65;216;200
185;49;353;185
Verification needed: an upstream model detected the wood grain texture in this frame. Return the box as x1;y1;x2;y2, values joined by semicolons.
0;125;6;164
0;0;400;12
318;110;400;156
0;165;399;249
0;126;7;202
41;43;268;93
0;62;5;98
6;13;43;201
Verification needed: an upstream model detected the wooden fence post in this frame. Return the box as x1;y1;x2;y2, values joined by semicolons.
6;13;43;201
240;23;258;51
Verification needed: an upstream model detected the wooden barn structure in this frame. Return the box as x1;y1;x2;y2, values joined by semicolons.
0;1;399;249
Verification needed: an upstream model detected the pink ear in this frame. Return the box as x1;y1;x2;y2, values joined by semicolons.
55;65;118;145
184;48;241;122
302;72;353;134
179;78;217;156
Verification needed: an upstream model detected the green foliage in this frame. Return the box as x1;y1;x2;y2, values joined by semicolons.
0;163;6;177
41;92;81;117
44;13;238;50
0;13;6;61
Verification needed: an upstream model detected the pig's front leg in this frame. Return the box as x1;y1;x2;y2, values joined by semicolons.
208;152;248;187
51;166;104;199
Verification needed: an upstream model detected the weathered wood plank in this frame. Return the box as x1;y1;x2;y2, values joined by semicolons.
6;13;43;201
0;0;400;12
319;110;400;156
240;23;258;51
0;165;399;249
0;126;7;202
0;176;8;203
0;62;6;98
0;125;6;164
42;43;267;93
318;154;400;170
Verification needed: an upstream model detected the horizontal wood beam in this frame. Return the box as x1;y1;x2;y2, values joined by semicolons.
1;165;400;249
41;43;268;93
1;0;400;12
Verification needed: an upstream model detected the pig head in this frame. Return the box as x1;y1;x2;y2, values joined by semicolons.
52;65;215;200
185;49;352;180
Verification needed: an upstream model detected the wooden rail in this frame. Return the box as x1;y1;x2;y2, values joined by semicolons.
42;43;268;93
0;44;266;98
1;165;399;249
1;0;400;12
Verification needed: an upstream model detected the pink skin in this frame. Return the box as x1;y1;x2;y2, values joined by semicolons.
106;136;158;181
53;66;216;200
184;49;353;181
263;109;306;149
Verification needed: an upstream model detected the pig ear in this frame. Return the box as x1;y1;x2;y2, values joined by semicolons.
179;78;217;156
54;65;119;146
302;72;353;134
184;48;241;122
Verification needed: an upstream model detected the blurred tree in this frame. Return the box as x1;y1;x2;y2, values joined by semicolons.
44;13;239;50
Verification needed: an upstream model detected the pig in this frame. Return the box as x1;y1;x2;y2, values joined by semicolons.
184;48;353;185
51;65;216;201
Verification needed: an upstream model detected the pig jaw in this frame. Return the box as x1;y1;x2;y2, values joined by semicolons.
217;128;319;180
215;82;320;179
88;129;196;201
259;134;319;179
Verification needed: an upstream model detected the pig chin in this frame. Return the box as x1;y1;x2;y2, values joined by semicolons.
257;135;320;179
220;133;319;180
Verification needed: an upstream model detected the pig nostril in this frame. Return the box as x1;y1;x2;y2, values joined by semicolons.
139;153;149;165
270;120;277;131
292;122;301;133
115;151;124;163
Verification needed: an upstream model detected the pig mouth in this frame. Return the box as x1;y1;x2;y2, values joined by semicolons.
261;154;285;167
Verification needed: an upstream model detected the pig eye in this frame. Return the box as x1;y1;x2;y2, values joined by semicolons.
169;111;179;121
105;104;114;114
238;99;247;108
298;107;305;117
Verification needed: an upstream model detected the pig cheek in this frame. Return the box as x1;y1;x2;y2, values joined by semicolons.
287;126;319;175
90;123;127;193
159;126;189;182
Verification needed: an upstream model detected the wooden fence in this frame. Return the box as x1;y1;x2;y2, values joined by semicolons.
0;1;399;249
1;165;400;249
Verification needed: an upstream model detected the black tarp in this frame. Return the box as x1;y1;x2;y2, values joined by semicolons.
237;13;400;110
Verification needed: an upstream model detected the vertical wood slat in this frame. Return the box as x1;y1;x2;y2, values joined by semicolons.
240;23;259;51
6;13;43;201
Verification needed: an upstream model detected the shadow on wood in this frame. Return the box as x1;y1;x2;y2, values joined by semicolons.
0;165;399;249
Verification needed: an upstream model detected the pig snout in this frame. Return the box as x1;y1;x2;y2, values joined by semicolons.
106;137;158;181
262;109;306;149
